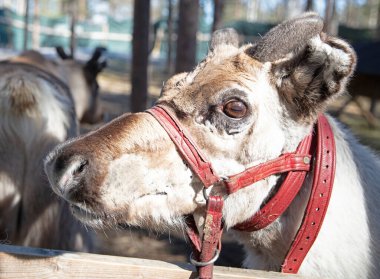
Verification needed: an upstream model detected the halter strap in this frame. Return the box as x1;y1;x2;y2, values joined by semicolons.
146;105;335;278
233;134;312;231
147;105;311;189
147;105;220;187
281;115;336;273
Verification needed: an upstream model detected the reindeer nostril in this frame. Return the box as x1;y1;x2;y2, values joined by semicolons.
54;157;89;202
54;154;71;174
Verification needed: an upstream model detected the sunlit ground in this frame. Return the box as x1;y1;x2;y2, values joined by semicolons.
329;95;380;151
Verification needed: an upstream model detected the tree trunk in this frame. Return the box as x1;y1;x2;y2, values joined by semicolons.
286;0;303;19
305;0;314;11
23;0;30;50
175;0;199;73
368;0;378;28
246;0;260;21
323;0;338;35
32;0;40;49
377;0;380;39
166;0;173;75
78;0;87;21
344;0;353;26
212;0;224;32
69;0;77;58
131;0;150;112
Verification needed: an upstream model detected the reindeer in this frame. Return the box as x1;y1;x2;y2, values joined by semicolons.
10;47;107;124
53;47;107;124
45;13;380;278
0;52;92;251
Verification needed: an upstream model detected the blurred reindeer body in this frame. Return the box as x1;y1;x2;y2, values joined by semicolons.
55;47;106;124
0;57;91;250
11;48;106;124
56;59;97;123
45;13;380;278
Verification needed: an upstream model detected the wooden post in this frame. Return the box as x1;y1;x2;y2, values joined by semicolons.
131;0;150;112
377;0;380;39
69;0;77;58
305;0;314;11
175;0;199;73
0;244;311;279
212;0;225;33
323;0;338;35
285;0;303;19
32;0;40;49
166;0;173;75
23;0;30;50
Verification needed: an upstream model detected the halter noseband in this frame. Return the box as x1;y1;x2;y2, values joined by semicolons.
147;105;335;278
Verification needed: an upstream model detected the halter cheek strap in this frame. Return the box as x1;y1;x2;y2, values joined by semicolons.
146;105;220;187
146;105;335;278
281;116;335;273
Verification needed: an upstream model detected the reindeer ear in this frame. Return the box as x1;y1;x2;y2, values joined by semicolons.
247;12;323;62
246;12;355;121
210;28;239;51
56;46;72;60
271;33;356;120
88;47;107;63
85;47;107;76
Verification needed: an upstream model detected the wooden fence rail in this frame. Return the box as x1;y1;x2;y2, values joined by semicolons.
0;244;317;279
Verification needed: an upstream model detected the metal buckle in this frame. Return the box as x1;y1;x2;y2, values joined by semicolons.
189;249;220;267
202;187;210;202
202;176;228;201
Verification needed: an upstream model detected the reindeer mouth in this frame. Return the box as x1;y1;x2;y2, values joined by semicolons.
70;204;104;226
69;191;169;228
137;191;168;199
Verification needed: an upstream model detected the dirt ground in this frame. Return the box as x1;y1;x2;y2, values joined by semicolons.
84;69;380;268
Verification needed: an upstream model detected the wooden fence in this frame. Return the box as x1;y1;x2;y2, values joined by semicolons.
0;244;320;279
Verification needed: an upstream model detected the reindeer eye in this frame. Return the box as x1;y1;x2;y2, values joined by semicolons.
223;100;248;118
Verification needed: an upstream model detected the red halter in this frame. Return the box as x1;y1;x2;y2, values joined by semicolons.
147;105;335;278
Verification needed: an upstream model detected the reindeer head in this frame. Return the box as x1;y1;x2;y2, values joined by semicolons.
45;13;355;231
56;47;107;123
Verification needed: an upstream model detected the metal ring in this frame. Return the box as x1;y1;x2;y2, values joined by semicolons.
189;249;220;267
202;176;229;202
202;187;209;201
219;176;228;182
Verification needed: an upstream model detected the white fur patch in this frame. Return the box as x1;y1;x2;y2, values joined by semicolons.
99;150;196;228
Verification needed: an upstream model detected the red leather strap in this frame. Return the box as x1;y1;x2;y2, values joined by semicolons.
185;197;224;279
233;134;312;231
185;216;202;253
147;105;336;276
225;153;311;194
147;105;220;187
197;196;224;279
281;115;335;273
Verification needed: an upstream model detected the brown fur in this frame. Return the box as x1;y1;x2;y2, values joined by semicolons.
45;14;356;211
44;13;357;260
270;34;356;123
49;113;161;205
47;13;355;199
246;12;323;62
